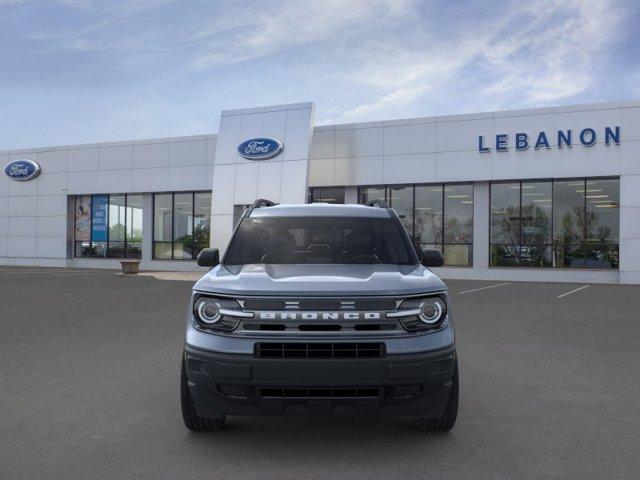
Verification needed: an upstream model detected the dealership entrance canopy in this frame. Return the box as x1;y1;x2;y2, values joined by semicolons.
1;100;639;284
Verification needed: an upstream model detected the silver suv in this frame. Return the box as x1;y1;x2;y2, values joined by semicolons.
181;200;458;431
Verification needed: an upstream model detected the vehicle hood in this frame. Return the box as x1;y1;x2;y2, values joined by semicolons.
194;264;446;297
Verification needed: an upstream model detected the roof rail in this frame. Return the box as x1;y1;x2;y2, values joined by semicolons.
366;199;390;209
252;198;277;208
242;198;277;218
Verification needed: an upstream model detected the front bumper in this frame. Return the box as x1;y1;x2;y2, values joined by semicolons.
184;343;456;418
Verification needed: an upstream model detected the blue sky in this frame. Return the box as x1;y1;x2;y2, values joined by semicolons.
1;0;639;149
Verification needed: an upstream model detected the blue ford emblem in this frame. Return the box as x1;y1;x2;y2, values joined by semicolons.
4;159;41;181
237;137;283;160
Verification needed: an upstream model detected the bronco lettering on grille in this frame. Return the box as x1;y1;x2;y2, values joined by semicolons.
257;312;381;320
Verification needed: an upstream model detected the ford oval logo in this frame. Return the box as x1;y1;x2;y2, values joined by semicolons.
4;159;41;181
237;137;283;160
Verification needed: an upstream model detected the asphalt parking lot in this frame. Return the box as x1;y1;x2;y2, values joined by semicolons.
1;267;639;480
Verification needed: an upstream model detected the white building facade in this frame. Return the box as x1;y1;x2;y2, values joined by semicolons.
1;100;639;284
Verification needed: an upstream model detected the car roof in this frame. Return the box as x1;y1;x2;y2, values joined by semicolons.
248;203;392;218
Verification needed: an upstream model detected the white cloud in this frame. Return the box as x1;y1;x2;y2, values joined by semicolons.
332;0;625;122
190;0;416;69
480;0;623;105
0;0;633;149
339;85;428;121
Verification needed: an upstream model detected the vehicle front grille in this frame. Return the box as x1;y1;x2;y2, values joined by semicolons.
242;298;397;311
260;387;383;399
243;323;397;332
255;342;385;359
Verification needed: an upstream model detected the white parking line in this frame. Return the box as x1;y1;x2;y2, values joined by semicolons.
458;282;511;295
557;284;590;298
0;270;112;276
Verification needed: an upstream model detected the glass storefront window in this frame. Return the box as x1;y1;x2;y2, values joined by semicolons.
444;184;474;266
359;186;386;204
359;183;473;266
74;196;92;257
490;182;520;246
520;181;552;267
553;180;585;245
173;193;193;260
153;191;212;260
126;195;143;258
585;178;619;244
491;177;619;269
74;194;143;259
153;194;173;259
194;192;212;258
388;185;413;237
309;187;345;204
414;185;443;245
108;194;126;257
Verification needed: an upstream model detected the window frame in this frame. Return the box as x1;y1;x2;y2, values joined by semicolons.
308;186;346;204
152;191;212;260
358;182;474;267
73;193;143;259
488;176;620;269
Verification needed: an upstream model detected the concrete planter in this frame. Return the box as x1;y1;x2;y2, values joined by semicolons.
119;259;141;274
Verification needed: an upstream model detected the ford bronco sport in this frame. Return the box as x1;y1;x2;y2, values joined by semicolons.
181;199;458;431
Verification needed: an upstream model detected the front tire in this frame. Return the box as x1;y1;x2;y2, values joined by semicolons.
181;353;226;431
415;360;459;432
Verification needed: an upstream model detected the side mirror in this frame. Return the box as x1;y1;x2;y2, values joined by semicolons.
422;249;444;267
196;248;220;267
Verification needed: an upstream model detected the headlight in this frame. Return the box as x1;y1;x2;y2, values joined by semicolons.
419;297;445;325
389;294;447;331
193;296;250;331
195;298;221;324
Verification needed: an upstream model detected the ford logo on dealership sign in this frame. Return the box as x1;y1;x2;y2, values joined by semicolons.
237;137;283;160
4;159;41;181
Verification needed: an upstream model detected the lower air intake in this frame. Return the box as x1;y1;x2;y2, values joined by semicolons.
260;387;383;399
255;342;385;359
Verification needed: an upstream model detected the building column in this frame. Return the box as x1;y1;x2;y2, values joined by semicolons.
210;103;316;255
473;182;489;270
619;174;640;284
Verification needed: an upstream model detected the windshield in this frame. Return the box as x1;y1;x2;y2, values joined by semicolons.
224;216;417;265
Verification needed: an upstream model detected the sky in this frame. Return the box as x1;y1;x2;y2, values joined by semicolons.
1;0;639;150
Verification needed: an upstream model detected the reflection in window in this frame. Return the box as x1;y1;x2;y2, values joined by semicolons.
74;194;143;259
173;193;193;259
108;194;125;257
126;195;143;258
415;185;443;246
194;193;212;258
444;184;474;266
153;194;172;259
359;183;473;266
309;187;345;204
358;186;386;204
153;192;212;260
388;186;413;237
490;178;619;269
490;182;519;246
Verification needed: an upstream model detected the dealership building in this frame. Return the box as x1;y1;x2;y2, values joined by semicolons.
1;100;639;284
